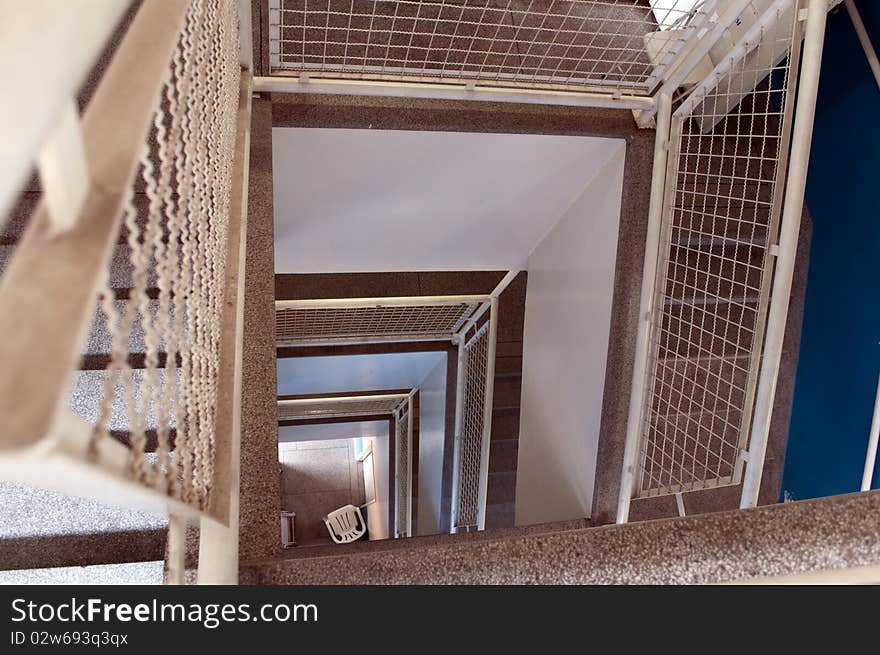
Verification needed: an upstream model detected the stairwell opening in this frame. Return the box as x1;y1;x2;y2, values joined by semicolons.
272;126;628;533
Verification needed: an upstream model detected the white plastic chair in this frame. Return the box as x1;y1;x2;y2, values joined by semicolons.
323;504;367;544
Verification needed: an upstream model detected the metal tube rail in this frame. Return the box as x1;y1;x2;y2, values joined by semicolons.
740;0;829;509
279;393;410;406
476;296;500;531
861;372;880;491
254;76;655;112
276;294;491;309
406;394;414;537
0;1;130;223
450;337;467;533
237;0;253;69
616;92;673;524
197;68;254;585
844;0;880;92
277;335;455;348
455;270;519;339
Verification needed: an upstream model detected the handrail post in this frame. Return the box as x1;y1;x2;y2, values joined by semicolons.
861;372;880;492
740;0;828;509
450;335;466;533
406;394;414;537
196;70;252;584
616;92;673;523
476;296;499;531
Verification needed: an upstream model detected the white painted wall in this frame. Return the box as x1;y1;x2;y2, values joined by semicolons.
364;434;390;540
273;128;622;273
277;352;445;396
515;144;626;526
415;356;447;536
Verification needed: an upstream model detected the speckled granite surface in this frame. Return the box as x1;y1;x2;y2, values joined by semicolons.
240;491;880;584
0;482;166;571
238;97;283;564
0;561;163;585
276;518;591;561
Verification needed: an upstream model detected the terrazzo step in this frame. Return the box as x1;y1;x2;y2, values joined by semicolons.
651;353;751;418
487;471;516;504
0;481;167;571
488;438;518;473
240;492;879;585
263;517;592;564
492;375;522;410
491;407;520;442
69;369;177;435
484;500;516;530
0;560;163;585
0;242;160;288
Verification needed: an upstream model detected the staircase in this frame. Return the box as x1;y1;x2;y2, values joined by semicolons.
625;83;808;520
0;184;170;581
274;271;526;533
485;272;527;529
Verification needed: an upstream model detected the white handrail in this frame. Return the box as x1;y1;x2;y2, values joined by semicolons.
279;393;410;406
0;1;129;224
740;0;829;509
253;76;655;111
844;0;880;92
276;294;491;309
861;372;880;492
616;93;673;523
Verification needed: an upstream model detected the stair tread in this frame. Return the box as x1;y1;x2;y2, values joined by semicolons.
0;561;163;585
0;480;167;571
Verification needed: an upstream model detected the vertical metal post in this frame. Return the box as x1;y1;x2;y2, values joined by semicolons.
861;372;880;491
476;297;499;531
449;335;466;533
675;492;686;517
740;0;828;509
406;395;414;537
844;0;880;92
167;514;187;585
616;92;673;524
393;407;401;538
238;0;253;69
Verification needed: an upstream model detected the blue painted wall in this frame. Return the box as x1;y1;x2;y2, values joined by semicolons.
781;0;880;500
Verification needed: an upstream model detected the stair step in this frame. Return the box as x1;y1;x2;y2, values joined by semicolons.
651;353;750;418
487;471;516;504
492;376;521;409
491;407;520;441
489;438;518;473
82;297;163;357
0;561;163;585
0;481;167;571
69;369;176;433
484;501;515;530
493;355;523;377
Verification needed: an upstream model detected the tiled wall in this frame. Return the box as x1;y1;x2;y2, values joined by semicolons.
279;439;365;547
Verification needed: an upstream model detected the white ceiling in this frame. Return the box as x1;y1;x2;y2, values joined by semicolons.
277;352;445;397
273;128;624;273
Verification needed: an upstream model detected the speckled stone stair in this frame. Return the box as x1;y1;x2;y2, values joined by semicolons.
240;491;880;585
0;189;171;573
